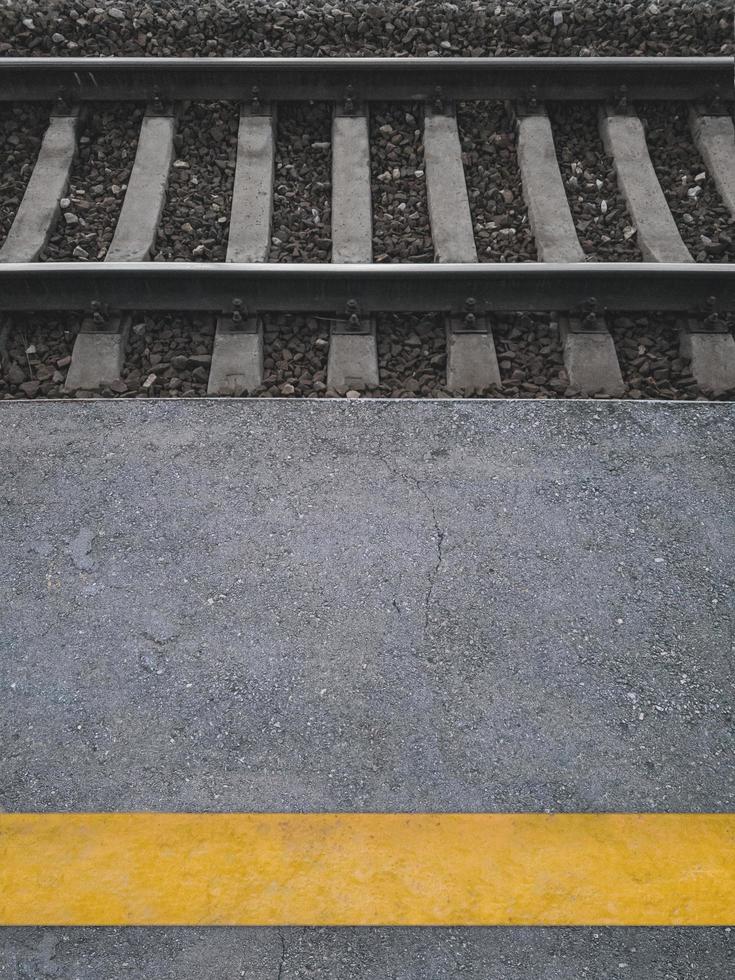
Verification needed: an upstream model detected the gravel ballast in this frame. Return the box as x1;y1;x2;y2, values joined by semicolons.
611;314;707;399
458;102;536;262
494;315;566;396
0;0;731;405
0;104;48;248
41;103;143;261
371;104;433;263
270;104;332;262
374;314;446;395
252;316;330;397
549;103;644;261
119;313;215;395
153;102;238;262
1;1;730;58
0;313;78;399
3;313;733;402
641;103;735;264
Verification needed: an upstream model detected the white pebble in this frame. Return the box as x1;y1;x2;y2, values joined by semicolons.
64;212;79;226
553;11;563;26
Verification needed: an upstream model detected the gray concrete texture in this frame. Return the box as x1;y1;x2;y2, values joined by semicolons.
1;924;732;979
2;399;733;813
1;400;733;977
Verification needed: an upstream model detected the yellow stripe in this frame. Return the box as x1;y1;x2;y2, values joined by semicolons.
1;813;733;925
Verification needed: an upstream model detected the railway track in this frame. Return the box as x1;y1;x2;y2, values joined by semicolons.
0;55;734;399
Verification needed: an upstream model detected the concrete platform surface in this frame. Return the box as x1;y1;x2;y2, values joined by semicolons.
1;399;733;976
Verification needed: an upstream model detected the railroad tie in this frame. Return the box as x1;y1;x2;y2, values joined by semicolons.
106;103;177;263
424;105;501;393
685;111;735;392
516;109;584;264
327;104;379;391
517;105;623;396
688;108;735;219
681;107;735;395
0;106;81;264
601;105;735;395
65;100;177;393
208;104;277;396
598;106;692;264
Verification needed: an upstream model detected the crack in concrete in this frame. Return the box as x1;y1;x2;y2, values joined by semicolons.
375;453;445;638
424;503;445;634
276;929;287;980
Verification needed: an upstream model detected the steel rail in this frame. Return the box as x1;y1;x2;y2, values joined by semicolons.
0;56;730;103
1;263;734;313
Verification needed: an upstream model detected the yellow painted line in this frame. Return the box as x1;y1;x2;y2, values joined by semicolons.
1;813;733;926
